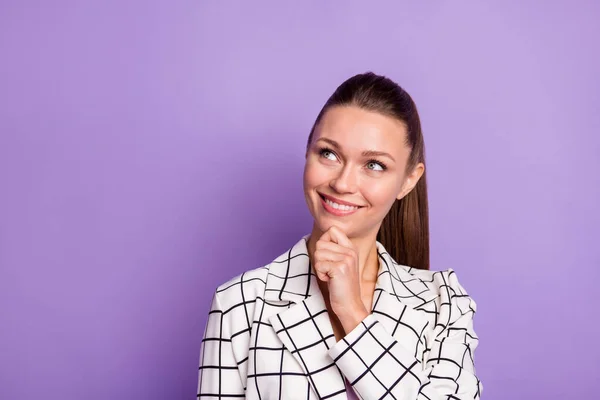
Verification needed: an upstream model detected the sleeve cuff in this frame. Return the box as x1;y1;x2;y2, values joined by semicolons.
327;314;424;399
328;314;398;380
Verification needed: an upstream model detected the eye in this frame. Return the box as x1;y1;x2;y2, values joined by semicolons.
319;147;338;161
366;160;387;171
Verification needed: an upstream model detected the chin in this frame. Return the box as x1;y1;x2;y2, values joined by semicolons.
314;216;355;237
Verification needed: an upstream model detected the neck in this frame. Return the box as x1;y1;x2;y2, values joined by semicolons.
306;224;380;283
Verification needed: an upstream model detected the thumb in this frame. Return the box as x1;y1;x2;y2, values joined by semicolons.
328;226;353;248
319;230;331;243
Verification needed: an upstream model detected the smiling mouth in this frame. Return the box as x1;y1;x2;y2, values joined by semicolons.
318;193;364;212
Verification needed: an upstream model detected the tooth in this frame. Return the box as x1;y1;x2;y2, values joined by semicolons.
324;197;359;211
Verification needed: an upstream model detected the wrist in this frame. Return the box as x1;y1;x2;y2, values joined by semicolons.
337;305;369;334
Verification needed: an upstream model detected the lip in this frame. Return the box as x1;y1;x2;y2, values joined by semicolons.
318;192;363;207
318;192;364;216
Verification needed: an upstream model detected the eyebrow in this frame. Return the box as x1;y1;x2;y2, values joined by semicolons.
316;137;396;162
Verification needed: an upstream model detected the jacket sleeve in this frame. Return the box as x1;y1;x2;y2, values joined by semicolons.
197;291;246;399
328;270;482;399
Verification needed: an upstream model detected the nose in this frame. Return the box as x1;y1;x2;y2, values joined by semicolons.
329;165;358;194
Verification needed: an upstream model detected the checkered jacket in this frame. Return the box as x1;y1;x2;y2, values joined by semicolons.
197;235;482;399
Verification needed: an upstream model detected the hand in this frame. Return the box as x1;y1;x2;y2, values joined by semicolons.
313;226;369;333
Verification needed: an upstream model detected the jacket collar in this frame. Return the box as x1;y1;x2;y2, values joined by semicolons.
264;234;437;308
264;234;435;399
263;234;320;304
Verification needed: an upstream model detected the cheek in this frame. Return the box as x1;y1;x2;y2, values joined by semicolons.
361;179;401;208
303;159;326;189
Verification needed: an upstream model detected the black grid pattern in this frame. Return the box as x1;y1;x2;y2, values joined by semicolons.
197;235;482;399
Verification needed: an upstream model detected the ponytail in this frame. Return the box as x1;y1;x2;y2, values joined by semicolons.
377;170;430;270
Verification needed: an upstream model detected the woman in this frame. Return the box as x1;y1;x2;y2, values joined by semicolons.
197;72;482;399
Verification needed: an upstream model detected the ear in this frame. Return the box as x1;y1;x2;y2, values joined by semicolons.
396;162;425;200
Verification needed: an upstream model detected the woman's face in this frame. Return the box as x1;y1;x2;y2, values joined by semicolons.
303;105;422;239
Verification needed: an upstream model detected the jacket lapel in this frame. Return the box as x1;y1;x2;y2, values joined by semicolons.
372;244;437;361
265;236;437;398
266;235;347;399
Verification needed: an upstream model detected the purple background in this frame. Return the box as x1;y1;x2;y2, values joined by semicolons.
1;1;599;399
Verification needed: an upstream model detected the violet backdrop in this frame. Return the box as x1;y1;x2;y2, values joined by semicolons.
1;1;599;399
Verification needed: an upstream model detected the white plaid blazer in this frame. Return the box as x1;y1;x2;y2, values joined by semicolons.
197;235;482;399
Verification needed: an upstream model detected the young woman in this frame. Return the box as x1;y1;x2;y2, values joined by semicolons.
197;72;482;399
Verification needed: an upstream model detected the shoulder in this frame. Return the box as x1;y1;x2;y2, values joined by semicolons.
205;265;270;338
405;266;475;299
376;242;477;314
211;264;270;312
210;235;311;312
395;265;478;327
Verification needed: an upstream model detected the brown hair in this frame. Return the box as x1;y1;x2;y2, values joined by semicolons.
306;72;430;270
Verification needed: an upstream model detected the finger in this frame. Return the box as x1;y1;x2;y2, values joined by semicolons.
315;240;353;257
319;230;331;243
327;226;353;248
315;256;354;278
314;248;346;263
314;260;336;281
316;271;329;282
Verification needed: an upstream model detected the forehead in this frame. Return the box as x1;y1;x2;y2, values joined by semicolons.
315;105;408;154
